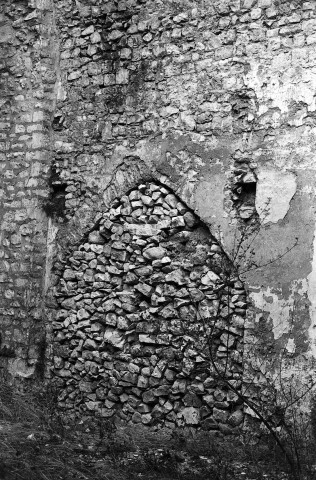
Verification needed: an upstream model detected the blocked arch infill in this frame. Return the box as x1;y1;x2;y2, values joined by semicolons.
53;180;246;433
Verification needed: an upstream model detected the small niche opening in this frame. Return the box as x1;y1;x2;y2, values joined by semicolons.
240;182;257;206
52;113;65;131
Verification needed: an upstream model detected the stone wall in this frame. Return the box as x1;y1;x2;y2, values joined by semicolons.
49;0;316;396
2;0;316;432
50;0;316;367
0;0;57;378
52;181;245;432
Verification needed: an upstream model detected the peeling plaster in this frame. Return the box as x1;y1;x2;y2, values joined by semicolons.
255;167;297;224
245;56;316;114
250;287;293;340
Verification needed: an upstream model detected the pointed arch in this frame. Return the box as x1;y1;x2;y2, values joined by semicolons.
51;178;246;432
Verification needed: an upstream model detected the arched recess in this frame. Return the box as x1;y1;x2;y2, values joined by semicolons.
52;179;246;434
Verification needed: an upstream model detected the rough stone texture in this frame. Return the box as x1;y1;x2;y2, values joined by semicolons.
52;182;245;432
0;0;58;376
1;0;316;436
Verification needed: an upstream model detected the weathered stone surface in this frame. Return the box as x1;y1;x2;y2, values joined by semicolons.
52;180;246;430
179;407;200;425
165;270;187;285
143;247;166;260
88;232;105;244
135;283;153;297
227;410;244;427
201;271;221;286
103;330;124;349
2;0;314;447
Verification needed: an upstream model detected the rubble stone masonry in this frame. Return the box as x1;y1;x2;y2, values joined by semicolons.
0;0;57;377
2;0;316;433
53;181;245;431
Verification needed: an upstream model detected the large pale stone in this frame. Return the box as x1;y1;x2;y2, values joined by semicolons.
179;407;200;425
201;271;220;285
125;224;159;236
8;359;35;379
103;329;124;349
143;247;166;260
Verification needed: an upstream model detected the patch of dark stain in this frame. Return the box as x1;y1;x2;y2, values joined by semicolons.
42;161;67;220
0;346;15;358
128;59;149;96
105;86;126;110
97;9;133;63
255;314;277;356
35;335;46;379
231;92;254;119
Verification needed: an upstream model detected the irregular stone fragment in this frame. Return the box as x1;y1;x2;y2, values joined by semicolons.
172;379;187;394
63;270;77;281
88;232;105;244
152;365;163;378
138;403;151;413
143;247;166;260
183;211;196;227
142;391;156;403
107;266;122;275
103;330;124;349
165;269;187;285
139;334;156;344
131;412;142;423
121;372;138;385
117;316;129;330
220;333;235;348
83;339;98;350
135;283;153;297
141;195;154;206
164;194;178;208
125;224;159;236
183;392;202;407
137;375;149;388
95;273;111;282
79;381;93;393
125;272;138;284
160;305;178;318
171;216;186;228
141;413;152;425
105;313;117;326
103;300;116;313
77;309;90;320
179;407;200;425
111;250;127;262
201;418;219;430
154;385;170;397
227;410;243;427
61;298;76;310
134;266;153;277
213;408;229;423
179;305;197;322
201;271;220;285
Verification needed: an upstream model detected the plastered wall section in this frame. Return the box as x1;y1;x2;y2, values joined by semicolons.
50;0;316;370
0;0;57;377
